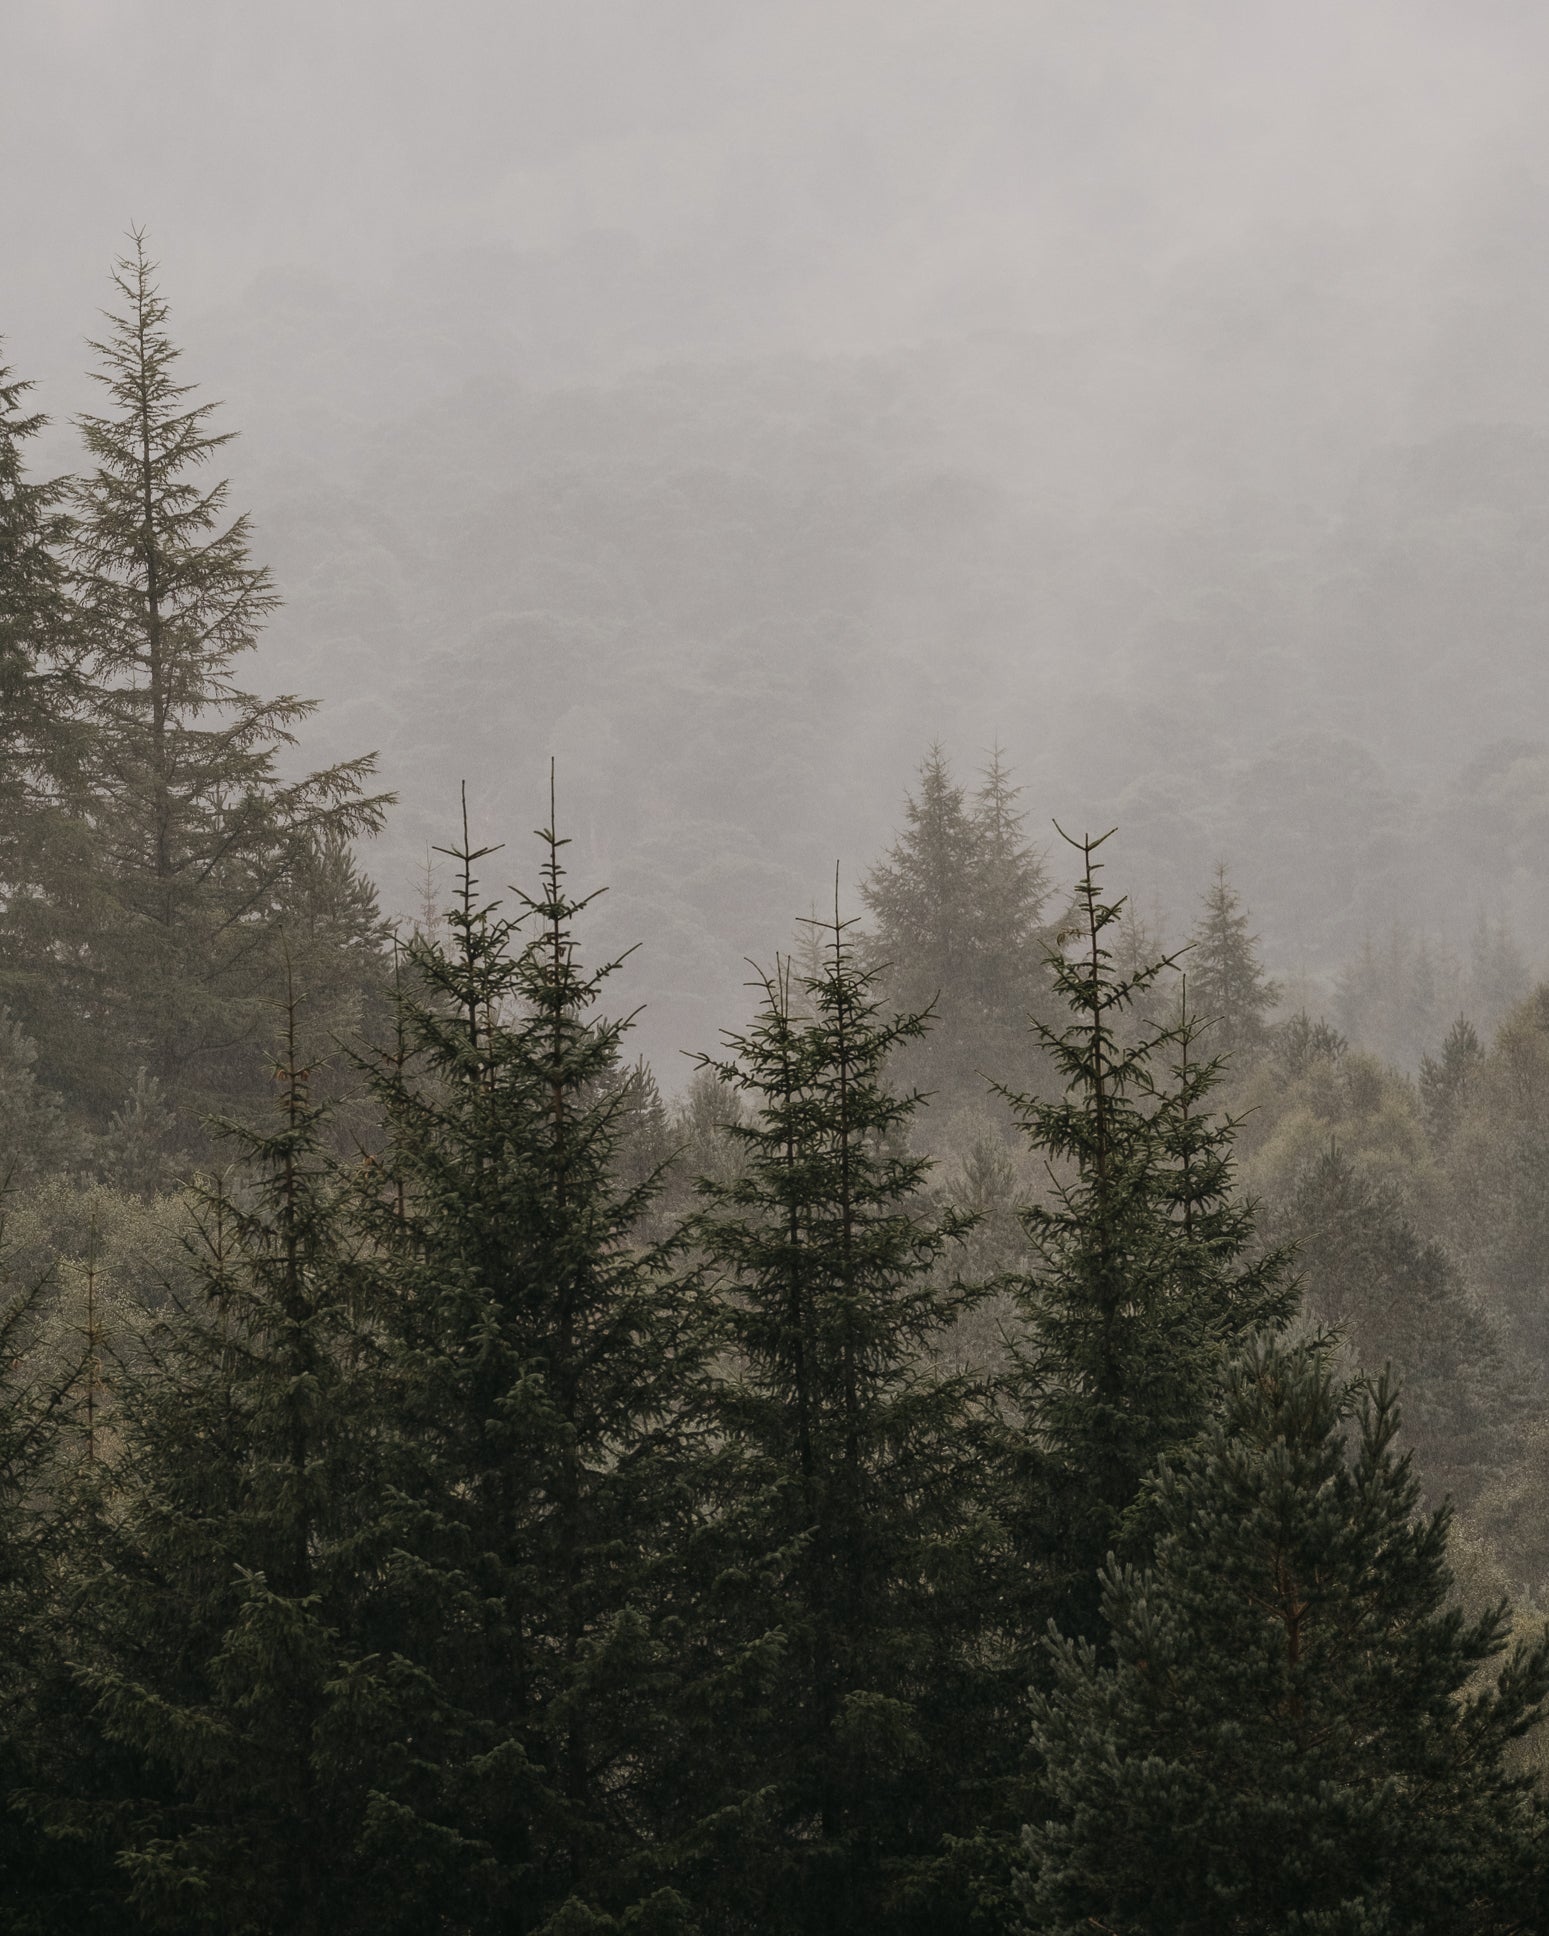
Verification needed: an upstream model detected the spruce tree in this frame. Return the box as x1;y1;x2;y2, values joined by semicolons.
1018;1335;1549;1935
0;348;91;1068
968;748;1055;1091
694;907;995;1935
1000;832;1291;1648
1187;862;1280;1065
862;746;977;1028
32;234;387;1129
357;799;713;1935
862;746;1053;1111
62;997;424;1936
1421;1013;1484;1149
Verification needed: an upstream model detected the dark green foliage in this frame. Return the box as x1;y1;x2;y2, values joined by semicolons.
1422;1013;1484;1147
1018;1335;1549;1936
862;747;1053;1110
62;1008;423;1936
694;912;995;1934
1002;832;1292;1644
862;748;976;1016
0;346;80;826
1276;1008;1349;1078
0;1009;86;1184
357;804;713;1935
0;350;90;1089
1289;1144;1525;1510
0;1213;103;1931
10;236;389;1132
1187;863;1280;1064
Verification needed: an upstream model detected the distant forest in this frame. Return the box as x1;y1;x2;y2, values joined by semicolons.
5;241;1549;1933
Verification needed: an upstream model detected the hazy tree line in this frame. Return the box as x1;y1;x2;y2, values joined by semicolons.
4;244;1549;1934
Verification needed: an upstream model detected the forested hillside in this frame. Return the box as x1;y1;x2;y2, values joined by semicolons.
4;239;1549;1931
22;182;1549;1073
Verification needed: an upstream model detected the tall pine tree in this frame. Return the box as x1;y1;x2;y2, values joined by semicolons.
61;994;424;1936
357;797;713;1935
862;746;1053;1112
1000;832;1291;1646
0;348;90;1045
32;234;387;1130
694;904;996;1935
1187;863;1280;1066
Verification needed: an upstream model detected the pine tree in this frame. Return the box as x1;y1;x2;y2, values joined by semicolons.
1421;1013;1484;1148
1275;1008;1348;1078
862;747;977;1030
693;907;996;1935
356;798;713;1935
31;234;387;1129
1018;1335;1549;1935
1000;832;1291;1649
62;994;426;1936
0;348;90;1047
862;747;1053;1111
967;749;1056;1093
1187;863;1280;1065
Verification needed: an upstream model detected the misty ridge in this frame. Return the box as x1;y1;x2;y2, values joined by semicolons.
12;2;1549;1073
10;5;1549;1933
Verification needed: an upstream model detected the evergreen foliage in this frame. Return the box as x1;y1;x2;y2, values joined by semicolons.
1289;1143;1523;1509
0;1212;97;1929
1001;831;1292;1644
1187;863;1280;1063
357;799;713;1935
1018;1335;1549;1936
1421;1013;1485;1147
862;747;1053;1108
59;999;420;1935
9;235;389;1131
1275;1008;1349;1078
0;349;92;1140
694;907;994;1934
0;349;80;885
8;276;1549;1936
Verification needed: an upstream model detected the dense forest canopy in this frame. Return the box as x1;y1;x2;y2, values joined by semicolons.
2;245;1549;1930
10;3;1549;1929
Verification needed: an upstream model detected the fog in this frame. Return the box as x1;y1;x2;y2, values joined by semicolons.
8;0;1549;1071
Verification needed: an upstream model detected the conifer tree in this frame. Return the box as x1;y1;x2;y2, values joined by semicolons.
1275;1007;1348;1078
694;907;995;1935
62;997;423;1936
1000;833;1291;1648
862;746;977;1020
1152;980;1294;1349
1289;1143;1521;1509
1421;1013;1484;1148
27;234;387;1128
968;748;1056;1089
357;798;713;1935
862;747;1053;1109
0;1216;104;1930
1187;863;1280;1065
0;350;89;1022
1018;1335;1549;1935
